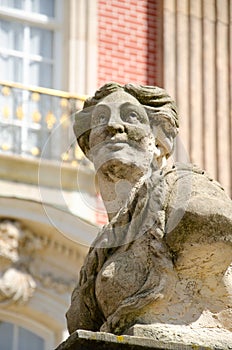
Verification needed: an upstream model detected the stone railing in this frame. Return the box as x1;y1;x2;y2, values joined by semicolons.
0;80;86;165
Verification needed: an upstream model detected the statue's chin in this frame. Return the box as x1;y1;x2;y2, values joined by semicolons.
98;158;148;183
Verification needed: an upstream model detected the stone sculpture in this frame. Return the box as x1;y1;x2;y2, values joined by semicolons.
0;220;41;304
66;83;232;348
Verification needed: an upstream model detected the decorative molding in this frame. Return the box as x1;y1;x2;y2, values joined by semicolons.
0;220;45;304
31;270;76;294
0;219;81;303
0;267;36;304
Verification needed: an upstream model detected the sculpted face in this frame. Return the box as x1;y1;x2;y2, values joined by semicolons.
0;221;20;267
89;91;158;181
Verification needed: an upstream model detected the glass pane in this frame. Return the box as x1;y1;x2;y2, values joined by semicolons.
12;125;22;154
29;61;52;88
0;94;13;121
18;327;44;350
21;128;40;157
0;124;17;153
0;54;23;82
0;0;24;9
30;0;55;17
0;19;23;51
0;321;14;350
30;27;53;59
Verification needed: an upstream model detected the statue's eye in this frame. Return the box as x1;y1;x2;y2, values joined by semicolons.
121;105;149;124
98;115;107;124
128;111;138;119
123;111;139;122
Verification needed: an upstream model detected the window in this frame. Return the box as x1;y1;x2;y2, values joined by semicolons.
0;321;45;350
0;0;97;161
0;0;62;89
0;0;71;160
0;0;56;17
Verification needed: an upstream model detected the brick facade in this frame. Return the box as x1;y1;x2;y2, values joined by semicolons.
97;0;163;87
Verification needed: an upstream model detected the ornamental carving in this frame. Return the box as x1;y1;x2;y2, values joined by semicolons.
0;219;79;303
0;220;44;304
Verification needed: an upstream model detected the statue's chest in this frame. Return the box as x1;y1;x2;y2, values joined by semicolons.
95;242;149;318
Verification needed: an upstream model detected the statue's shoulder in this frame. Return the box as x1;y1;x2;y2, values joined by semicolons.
161;162;226;197
161;162;231;236
162;162;216;180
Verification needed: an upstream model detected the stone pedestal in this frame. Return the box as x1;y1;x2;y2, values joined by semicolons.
55;329;232;350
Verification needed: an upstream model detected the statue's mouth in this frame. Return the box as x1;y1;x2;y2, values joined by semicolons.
105;140;129;150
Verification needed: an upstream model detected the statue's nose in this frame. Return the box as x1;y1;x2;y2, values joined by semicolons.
107;122;125;134
107;113;125;134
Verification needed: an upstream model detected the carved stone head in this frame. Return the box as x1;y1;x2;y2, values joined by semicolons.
0;220;22;267
0;220;43;269
74;83;179;175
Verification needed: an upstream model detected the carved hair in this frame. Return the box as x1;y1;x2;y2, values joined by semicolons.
74;82;179;159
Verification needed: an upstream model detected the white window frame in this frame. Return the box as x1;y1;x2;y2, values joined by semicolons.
0;309;55;350
0;0;98;94
0;0;63;89
0;0;64;158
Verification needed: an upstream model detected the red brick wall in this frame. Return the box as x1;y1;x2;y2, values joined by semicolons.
97;0;163;88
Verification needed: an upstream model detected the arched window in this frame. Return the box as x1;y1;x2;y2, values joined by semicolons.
0;321;45;350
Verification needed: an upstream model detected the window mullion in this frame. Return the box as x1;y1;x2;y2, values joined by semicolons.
13;324;18;350
24;0;30;12
23;25;30;85
21;25;30;154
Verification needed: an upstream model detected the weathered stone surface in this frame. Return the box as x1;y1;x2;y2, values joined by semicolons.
55;330;225;350
65;83;232;348
127;324;232;349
